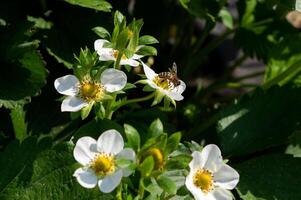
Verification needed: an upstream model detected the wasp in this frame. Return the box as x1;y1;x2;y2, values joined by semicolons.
158;62;181;88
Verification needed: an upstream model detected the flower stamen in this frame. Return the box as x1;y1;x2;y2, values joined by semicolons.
79;79;104;102
153;76;173;91
90;153;116;176
193;169;214;194
113;50;127;60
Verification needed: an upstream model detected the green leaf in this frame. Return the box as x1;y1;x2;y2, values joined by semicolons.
219;8;234;29
217;85;301;156
148;118;164;138
10;104;27;141
157;175;177;195
0;137;111;199
139;35;159;45
73;119;123;141
124;124;141;151
92;26;111;40
139;156;154;177
0;50;47;108
136;46;157;56
236;154;301;200
165;132;181;155
63;0;112;12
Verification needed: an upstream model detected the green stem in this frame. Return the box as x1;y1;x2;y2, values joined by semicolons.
192;20;214;54
105;94;117;120
234;71;264;82
138;179;145;200
114;50;124;69
116;92;156;109
116;184;123;200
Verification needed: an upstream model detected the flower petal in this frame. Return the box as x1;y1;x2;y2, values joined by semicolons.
97;129;124;155
172;80;186;95
211;188;233;200
73;168;97;189
120;58;140;67
116;148;136;177
201;144;224;173
101;68;127;92
98;170;123;193
94;39;109;51
164;90;184;101
61;96;89;112
185;171;214;200
131;54;144;60
73;136;97;166
98;48;115;61
116;148;136;161
54;75;79;96
213;164;239;190
142;61;157;81
189;151;203;171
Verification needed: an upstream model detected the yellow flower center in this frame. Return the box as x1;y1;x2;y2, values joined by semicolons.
193;169;214;194
153;76;172;91
79;80;104;102
147;147;164;170
113;50;127;60
90;153;116;176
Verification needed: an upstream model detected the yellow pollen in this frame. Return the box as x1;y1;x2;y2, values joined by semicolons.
147;148;164;170
193;169;214;194
113;50;127;60
90;153;115;176
153;76;171;90
79;80;104;102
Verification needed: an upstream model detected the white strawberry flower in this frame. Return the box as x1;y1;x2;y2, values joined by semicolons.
94;39;143;67
141;61;186;101
185;144;239;200
54;68;127;112
73;129;136;193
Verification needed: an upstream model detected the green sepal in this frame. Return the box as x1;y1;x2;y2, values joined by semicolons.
81;103;93;120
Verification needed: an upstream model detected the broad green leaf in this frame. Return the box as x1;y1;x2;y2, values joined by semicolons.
139;35;159;45
165;132;181;155
157;175;177;195
136;46;157;56
217;85;301;156
148;118;164;138
0;137;112;199
92;26;111;40
10;105;27;141
219;8;234;29
236;154;301;200
63;0;111;12
73;119;123;141
139;156;154;177
124;124;141;151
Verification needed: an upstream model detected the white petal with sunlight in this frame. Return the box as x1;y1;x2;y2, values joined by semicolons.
94;39;109;51
97;129;124;155
201;144;223;172
61;96;89;112
214;164;239;190
98;170;123;193
73;168;97;189
101;68;127;92
142;62;157;80
212;188;233;200
54;75;79;96
73;136;97;166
